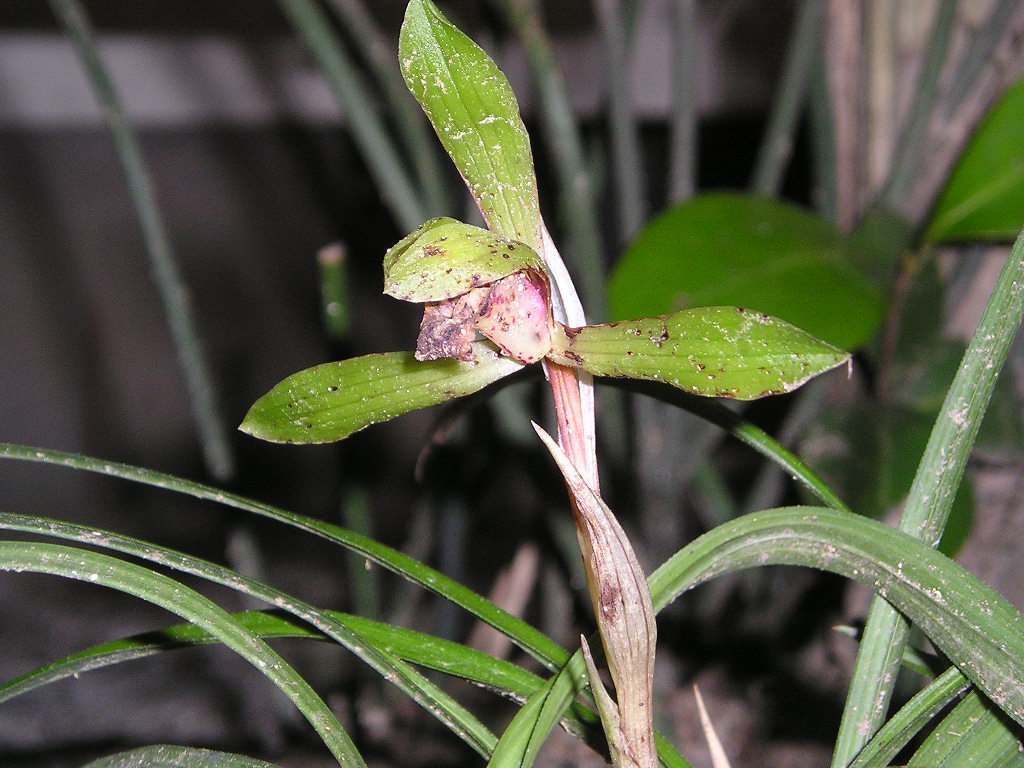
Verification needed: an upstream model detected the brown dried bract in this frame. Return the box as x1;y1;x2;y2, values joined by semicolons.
414;287;489;362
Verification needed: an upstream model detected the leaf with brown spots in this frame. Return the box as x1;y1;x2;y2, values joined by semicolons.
547;306;850;400
240;342;523;444
384;217;544;303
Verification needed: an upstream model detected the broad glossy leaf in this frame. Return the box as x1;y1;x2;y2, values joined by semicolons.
648;506;1024;728
383;217;543;302
608;193;888;350
399;0;542;248
83;745;283;768
548;306;850;400
240;342;523;444
927;78;1024;243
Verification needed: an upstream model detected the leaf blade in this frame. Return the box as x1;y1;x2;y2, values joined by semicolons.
383;217;543;302
399;0;542;248
927;78;1024;243
549;307;850;400
0;541;363;767
648;506;1024;728
240;342;523;444
608;193;889;350
82;744;285;768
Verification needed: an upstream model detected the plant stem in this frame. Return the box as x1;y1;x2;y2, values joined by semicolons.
824;0;865;230
751;0;824;197
325;0;452;216
944;0;1022;114
49;0;234;481
832;229;1024;767
876;0;958;212
278;0;427;231
668;0;698;203
809;40;839;221
595;0;647;246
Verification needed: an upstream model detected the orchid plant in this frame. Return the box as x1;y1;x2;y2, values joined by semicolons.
241;2;847;766
4;3;1024;768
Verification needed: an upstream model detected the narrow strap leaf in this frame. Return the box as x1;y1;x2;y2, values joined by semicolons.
82;744;285;768
835;229;1024;766
648;506;1024;728
0;541;364;767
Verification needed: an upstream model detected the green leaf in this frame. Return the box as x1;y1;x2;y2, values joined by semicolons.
548;306;850;400
850;666;970;768
835;229;1024;766
0;445;700;767
0;442;567;672
383;217;544;302
399;0;542;249
927;77;1024;243
240;341;523;444
0;541;363;767
906;689;1024;768
82;745;284;768
0;511;497;758
648;506;1024;728
487;652;590;768
608;193;889;350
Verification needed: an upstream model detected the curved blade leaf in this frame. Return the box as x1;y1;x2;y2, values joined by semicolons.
399;0;542;248
608;193;889;350
0;541;363;767
0;511;496;757
0;442;566;672
648;506;1024;728
240;341;523;444
384;217;543;302
850;666;971;768
83;745;283;768
548;307;850;400
906;688;1024;768
487;650;590;768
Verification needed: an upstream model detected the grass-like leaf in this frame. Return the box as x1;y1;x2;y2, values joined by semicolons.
0;446;697;766
0;511;497;758
648;506;1024;728
487;650;591;768
835;228;1024;766
50;0;233;480
849;666;971;768
0;442;566;671
399;0;543;249
240;341;523;444
82;744;284;768
905;688;1024;768
549;307;850;400
277;0;427;231
0;541;364;767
